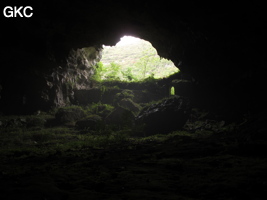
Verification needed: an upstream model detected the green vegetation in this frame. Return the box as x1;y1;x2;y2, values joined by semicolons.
1;109;267;199
96;36;179;82
85;102;114;115
0;112;189;156
170;86;175;95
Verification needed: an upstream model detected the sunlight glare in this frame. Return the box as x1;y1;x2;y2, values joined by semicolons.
116;36;141;46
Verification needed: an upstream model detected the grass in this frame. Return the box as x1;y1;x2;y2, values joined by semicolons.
1;113;267;200
0;112;238;158
0;112;192;161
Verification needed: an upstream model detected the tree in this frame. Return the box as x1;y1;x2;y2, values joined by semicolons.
134;45;157;79
94;37;179;82
104;62;121;80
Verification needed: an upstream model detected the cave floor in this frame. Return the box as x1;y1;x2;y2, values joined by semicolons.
0;126;267;200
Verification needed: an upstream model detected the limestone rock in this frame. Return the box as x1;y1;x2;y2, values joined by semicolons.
118;98;141;114
136;96;190;135
76;115;103;130
114;90;135;105
55;106;86;123
105;106;135;128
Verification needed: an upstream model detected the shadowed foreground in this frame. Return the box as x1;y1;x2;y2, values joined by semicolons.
1;121;267;200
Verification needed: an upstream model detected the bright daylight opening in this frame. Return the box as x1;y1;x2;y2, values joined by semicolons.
96;36;179;82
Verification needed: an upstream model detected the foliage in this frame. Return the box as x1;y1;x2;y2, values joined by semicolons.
93;62;121;81
114;89;134;101
91;61;103;82
170;86;175;95
94;37;179;82
0;117;194;155
121;67;137;81
85;102;114;116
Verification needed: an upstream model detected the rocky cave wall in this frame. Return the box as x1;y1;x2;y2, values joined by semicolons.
46;47;102;107
0;45;102;114
1;1;266;116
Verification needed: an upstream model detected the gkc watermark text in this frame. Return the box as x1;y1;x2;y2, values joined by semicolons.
3;6;33;18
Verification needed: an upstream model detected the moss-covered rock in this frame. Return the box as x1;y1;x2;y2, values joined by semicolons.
86;103;114;118
118;98;141;114
55;106;86;124
75;115;103;130
105;106;135;128
114;90;134;105
136;96;190;135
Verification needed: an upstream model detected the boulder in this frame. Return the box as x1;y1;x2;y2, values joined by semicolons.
105;106;135;128
118;98;141;114
55;106;86;123
114;90;134;105
87;103;114;118
136;96;190;135
76;115;103;130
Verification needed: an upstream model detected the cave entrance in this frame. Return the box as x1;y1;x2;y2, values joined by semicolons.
97;36;179;82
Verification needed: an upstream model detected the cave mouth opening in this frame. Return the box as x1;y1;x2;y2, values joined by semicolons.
97;35;179;82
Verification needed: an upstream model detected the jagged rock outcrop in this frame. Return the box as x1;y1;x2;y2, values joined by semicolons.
45;47;102;107
136;96;190;135
0;46;101;114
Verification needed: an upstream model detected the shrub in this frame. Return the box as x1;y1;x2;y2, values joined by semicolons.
114;90;134;106
86;103;114;118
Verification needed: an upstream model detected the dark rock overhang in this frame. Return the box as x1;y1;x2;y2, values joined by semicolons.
1;1;266;114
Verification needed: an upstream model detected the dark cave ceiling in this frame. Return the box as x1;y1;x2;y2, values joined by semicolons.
1;1;266;113
2;1;265;82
